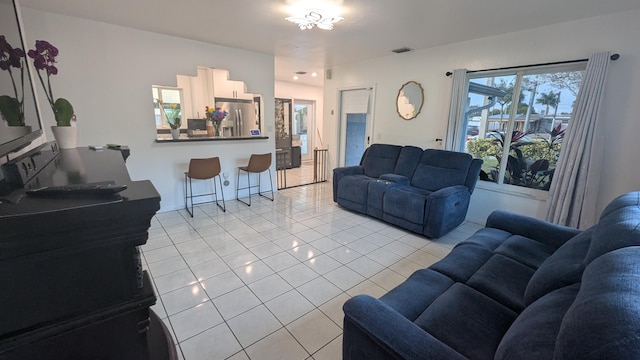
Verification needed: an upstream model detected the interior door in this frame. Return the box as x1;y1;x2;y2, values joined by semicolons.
293;100;314;161
339;88;373;167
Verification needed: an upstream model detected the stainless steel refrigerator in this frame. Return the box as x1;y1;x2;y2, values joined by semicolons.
215;98;259;137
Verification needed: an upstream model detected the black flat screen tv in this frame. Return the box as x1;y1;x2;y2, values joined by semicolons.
0;0;43;160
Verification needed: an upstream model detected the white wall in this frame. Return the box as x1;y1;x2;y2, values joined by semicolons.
274;81;325;150
324;9;640;225
21;8;276;212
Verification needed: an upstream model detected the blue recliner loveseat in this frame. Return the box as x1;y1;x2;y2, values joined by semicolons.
343;191;640;360
333;144;482;238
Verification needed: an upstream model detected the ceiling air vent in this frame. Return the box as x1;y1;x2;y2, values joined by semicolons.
392;47;413;54
295;71;307;75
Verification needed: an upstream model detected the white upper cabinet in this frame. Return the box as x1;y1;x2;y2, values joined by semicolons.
212;69;254;100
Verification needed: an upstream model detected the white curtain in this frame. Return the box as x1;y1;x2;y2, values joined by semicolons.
545;51;611;228
444;69;469;151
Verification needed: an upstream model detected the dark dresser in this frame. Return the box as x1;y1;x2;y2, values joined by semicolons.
0;145;166;359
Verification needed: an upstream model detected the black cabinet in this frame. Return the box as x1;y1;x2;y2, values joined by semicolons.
0;145;162;359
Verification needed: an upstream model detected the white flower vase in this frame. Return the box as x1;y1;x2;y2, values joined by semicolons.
170;128;180;140
51;126;77;149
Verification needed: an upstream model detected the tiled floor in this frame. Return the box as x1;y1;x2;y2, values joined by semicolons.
141;182;483;360
277;160;321;189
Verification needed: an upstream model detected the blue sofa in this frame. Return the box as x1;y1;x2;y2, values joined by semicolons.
333;144;482;238
343;191;640;360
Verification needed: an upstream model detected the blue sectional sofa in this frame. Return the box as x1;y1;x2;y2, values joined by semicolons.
343;191;640;360
333;144;482;238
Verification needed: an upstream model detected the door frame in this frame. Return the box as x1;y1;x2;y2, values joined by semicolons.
292;99;315;162
337;85;376;168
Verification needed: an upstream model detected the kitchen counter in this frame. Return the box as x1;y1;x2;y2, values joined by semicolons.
155;134;269;142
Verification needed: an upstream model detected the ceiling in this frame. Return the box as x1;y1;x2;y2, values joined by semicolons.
19;0;640;87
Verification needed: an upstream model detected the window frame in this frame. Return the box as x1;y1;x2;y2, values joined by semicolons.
152;86;185;129
459;62;587;196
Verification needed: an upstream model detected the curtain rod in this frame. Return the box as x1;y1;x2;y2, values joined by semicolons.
445;53;620;77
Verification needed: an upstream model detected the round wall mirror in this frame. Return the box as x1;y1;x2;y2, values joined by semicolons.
396;81;424;120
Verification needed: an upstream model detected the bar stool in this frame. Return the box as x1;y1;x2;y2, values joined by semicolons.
236;153;274;206
184;157;225;217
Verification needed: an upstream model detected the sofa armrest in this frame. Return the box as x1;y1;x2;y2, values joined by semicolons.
379;174;410;186
333;166;365;202
343;295;467;360
486;210;582;249
423;185;472;238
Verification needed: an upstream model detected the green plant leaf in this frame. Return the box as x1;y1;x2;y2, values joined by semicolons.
0;95;25;126
53;97;74;126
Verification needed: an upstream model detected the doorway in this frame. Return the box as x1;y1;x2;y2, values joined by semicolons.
293;100;315;161
339;88;373;167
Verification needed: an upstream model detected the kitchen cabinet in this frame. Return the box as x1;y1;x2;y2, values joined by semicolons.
212;69;254;100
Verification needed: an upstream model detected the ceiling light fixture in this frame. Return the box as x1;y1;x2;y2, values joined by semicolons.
286;9;343;30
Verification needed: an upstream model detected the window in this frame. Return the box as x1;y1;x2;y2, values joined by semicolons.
152;86;184;128
459;64;586;191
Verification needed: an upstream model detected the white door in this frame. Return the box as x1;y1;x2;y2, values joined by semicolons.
339;88;373;167
293;99;315;161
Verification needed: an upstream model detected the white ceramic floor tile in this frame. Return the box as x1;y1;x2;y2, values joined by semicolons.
212;286;261;320
248;274;294;302
318;292;350;327
144;236;173;251
279;263;319;288
262;252;301;272
287;309;342;354
175;239;211;255
179;323;242;360
296;277;343;307
323;265;366;291
369;269;407;291
181;248;219;267
248;242;283;259
346;280;388;299
154;268;199;295
346;255;386;278
147;256;189;278
227;305;282;347
144;245;181;264
233;260;275;284
190;258;230;281
326;246;362;265
169;301;223;343
272;234;306;251
312;335;343;360
366;247;404;267
288;244;322;262
201;270;244;299
223;251;260;269
245;328;309;360
264;290;316;325
303;254;342;275
308;237;342;253
161;284;209;316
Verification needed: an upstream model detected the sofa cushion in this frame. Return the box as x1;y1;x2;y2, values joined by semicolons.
337;175;372;213
466;254;535;312
393;145;424;178
495;284;580;360
361;144;402;178
410;149;472;191
584;193;640;264
379;269;454;321
429;243;494;283
494;235;556;270
555;247;640;360
524;229;592;306
383;186;431;225
414;283;518;360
